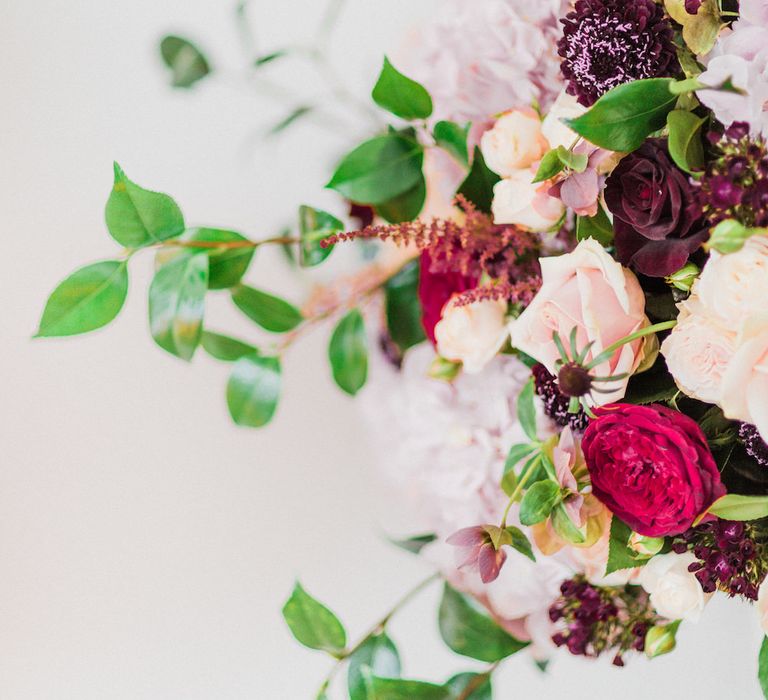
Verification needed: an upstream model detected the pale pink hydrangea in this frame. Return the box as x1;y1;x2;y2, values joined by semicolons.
401;0;570;123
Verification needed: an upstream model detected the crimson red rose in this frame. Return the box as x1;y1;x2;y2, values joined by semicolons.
582;403;725;537
418;252;477;345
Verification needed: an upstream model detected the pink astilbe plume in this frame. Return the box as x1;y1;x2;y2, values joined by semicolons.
322;196;542;306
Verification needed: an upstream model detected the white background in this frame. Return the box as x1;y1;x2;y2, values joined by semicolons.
0;1;764;697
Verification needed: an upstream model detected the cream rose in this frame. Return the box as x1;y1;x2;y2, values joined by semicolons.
695;235;768;332
639;552;711;622
541;90;585;151
434;296;508;374
720;319;768;441
491;169;565;232
480;108;549;177
510;238;650;405
660;299;738;404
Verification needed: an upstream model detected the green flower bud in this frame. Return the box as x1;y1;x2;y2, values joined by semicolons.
706;219;764;255
645;620;681;658
428;356;462;382
665;262;700;292
629;533;665;556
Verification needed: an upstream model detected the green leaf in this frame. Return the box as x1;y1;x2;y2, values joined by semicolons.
329;309;368;396
576;204;614;247
377;175;427;223
159;35;211;88
606;516;648;575
566;78;677;152
759;636;768;699
281;582;347;656
532;149;566;184
556;146;588;172
623;357;679;405
253;50;288;67
444;673;492;700
667;110;706;174
105;163;185;248
361;674;449;700
517;377;537;441
372;57;433;121
707;494;768;521
36;260;129;337
201;331;258;362
298;206;343;267
149;252;208;360
384;261;426;352
505;526;536;562
348;633;401;700
183;228;255;289
433;121;470;166
226;353;281;427
327;135;424;205
456;147;501;214
665;0;722;55
501;443;537;496
551;503;586;545
268;105;314;136
519;481;561;526
438;584;529;662
707;219;763;255
391;533;437;554
231;285;303;333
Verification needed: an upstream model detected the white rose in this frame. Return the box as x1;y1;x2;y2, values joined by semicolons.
434;296;508;374
541;90;585;150
491;169;565;232
639;552;711;622
757;577;768;635
695;234;768;332
660;299;738;404
480;108;549;177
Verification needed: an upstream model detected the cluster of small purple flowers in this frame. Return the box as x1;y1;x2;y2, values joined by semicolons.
549;577;658;666
672;521;768;599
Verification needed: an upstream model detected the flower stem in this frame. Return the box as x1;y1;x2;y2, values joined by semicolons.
501;454;541;528
317;573;440;696
586;320;676;370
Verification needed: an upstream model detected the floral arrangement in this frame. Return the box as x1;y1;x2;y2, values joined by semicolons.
36;0;768;697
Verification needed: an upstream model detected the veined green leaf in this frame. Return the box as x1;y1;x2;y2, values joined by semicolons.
231;285;303;333
226;353;281;427
372;57;433;121
456;147;500;214
201;331;257;362
667;110;706;174
298;205;342;267
183;228;255;289
329;309;368;395
282;582;347;656
348;633;401;700
519;480;560;526
433;121;470;166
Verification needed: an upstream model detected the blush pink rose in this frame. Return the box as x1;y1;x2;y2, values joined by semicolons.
510;238;650;404
582;404;725;537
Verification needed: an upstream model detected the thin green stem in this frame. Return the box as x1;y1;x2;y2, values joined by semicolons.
501;455;541;528
586;320;677;370
317;573;440;696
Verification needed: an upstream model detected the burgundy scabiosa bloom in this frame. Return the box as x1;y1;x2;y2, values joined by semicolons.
558;0;680;107
532;363;589;432
604;139;707;277
740;422;768;469
582;404;725;537
697;124;768;229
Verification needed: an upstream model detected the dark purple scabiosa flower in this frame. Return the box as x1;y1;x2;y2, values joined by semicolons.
740;422;768;468
671;519;768;600
549;576;660;665
558;0;680;107
532;363;589;432
604;138;707;277
697;124;768;229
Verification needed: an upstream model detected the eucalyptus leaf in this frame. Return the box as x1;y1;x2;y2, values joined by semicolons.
372;57;433;121
226;353;281;427
105;163;185;248
566;78;677;152
184;228;255;289
667;110;706;174
299;205;342;267
327;135;424;205
348;633;401;700
201;331;258;362
456;147;500;214
438;584;529;662
148;252;208;361
159;35;211;88
37;260;129;337
231;285;303;333
281;582;346;656
519;481;560;526
433;121;470;166
329;309;368;396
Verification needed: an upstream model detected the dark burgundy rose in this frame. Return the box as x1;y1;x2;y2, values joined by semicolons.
418;251;477;345
604;139;707;277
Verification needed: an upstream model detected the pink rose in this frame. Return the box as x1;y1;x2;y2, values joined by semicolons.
720;321;768;442
582;404;725;537
510;239;650;404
